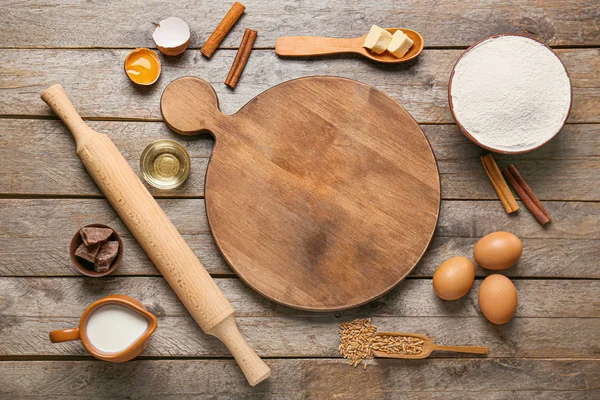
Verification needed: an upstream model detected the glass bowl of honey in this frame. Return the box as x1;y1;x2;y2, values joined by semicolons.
140;140;191;190
124;48;161;85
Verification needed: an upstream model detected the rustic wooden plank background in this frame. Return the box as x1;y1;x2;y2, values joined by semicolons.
0;0;598;398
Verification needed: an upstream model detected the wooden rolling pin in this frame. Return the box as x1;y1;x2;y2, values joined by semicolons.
41;84;270;386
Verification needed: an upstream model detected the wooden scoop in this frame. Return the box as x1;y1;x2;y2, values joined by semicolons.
372;332;488;359
275;28;423;64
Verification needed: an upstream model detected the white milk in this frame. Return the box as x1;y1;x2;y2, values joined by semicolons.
86;304;149;353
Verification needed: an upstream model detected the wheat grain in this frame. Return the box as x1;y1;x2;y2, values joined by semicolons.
338;318;424;367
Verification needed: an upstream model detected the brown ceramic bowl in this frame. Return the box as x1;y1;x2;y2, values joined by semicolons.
448;34;573;154
70;224;123;277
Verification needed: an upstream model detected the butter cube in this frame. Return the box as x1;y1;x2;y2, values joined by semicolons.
363;25;392;54
387;30;414;58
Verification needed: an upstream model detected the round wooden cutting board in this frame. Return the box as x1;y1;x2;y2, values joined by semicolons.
161;76;440;311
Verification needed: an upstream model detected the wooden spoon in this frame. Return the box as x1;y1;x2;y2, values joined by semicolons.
275;28;423;64
372;332;488;359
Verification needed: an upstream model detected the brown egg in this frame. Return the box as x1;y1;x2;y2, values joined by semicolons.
474;231;522;270
433;256;475;300
478;274;518;324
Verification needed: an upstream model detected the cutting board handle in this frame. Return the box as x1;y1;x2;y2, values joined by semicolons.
161;77;226;136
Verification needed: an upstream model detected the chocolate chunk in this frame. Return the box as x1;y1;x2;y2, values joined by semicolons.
95;261;111;273
80;227;114;246
94;241;119;272
75;242;100;264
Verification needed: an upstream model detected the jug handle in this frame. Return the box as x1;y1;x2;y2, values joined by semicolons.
49;328;80;343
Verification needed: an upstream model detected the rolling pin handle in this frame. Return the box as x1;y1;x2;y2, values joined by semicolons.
41;84;96;149
207;314;271;386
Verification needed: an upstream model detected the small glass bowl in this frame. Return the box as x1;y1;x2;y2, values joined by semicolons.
140;140;191;190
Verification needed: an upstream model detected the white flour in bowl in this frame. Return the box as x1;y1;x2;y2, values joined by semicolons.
449;35;571;152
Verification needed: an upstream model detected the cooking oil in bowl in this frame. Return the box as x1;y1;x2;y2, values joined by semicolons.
140;140;190;190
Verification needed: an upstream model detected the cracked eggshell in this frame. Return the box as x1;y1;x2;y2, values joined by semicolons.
153;17;190;56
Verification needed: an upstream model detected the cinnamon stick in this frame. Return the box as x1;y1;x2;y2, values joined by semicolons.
503;164;551;225
225;28;257;89
201;2;246;58
481;154;519;214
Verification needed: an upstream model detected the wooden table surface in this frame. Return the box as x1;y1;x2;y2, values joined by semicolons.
1;1;599;398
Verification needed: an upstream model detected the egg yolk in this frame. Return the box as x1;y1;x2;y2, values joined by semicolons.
125;50;160;85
